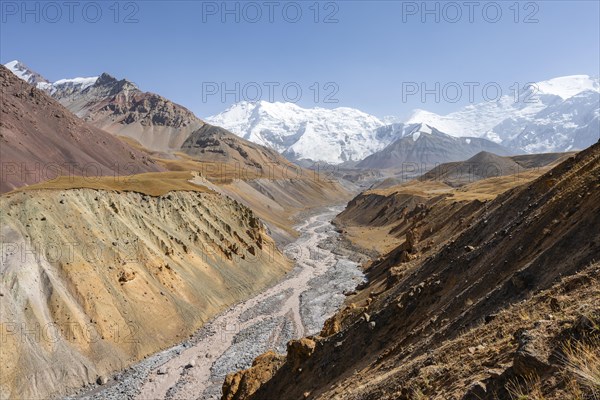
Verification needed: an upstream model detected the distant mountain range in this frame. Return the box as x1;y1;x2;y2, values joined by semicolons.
6;60;599;166
356;124;513;170
205;100;386;164
206;76;599;164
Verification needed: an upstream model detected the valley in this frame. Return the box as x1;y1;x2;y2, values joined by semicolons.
65;207;365;400
0;184;291;400
1;23;599;400
221;141;600;400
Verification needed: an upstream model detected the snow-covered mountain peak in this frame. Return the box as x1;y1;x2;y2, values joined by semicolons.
536;75;599;99
206;101;386;164
407;123;434;141
4;60;50;86
4;60;100;95
208;76;598;163
407;109;436;122
52;76;99;91
241;100;383;122
403;75;599;145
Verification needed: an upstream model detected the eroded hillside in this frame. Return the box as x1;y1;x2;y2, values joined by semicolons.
0;187;290;400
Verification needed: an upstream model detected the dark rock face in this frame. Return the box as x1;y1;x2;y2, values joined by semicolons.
357;125;513;170
512;329;555;377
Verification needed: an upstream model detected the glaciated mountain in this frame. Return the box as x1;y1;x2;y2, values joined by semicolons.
206;101;387;164
373;122;421;143
208;76;598;163
3;60;51;88
357;124;513;170
406;75;600;152
509;90;600;153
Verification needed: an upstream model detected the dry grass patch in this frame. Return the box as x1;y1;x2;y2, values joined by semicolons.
562;338;600;398
369;168;549;203
454;169;552;201
5;171;211;196
507;374;546;400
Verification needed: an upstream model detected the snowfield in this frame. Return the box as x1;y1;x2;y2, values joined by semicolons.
207;76;599;161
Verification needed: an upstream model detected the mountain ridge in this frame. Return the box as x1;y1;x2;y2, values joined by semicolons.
4;60;204;152
0;64;162;193
356;124;514;170
206;76;599;161
6;60;598;162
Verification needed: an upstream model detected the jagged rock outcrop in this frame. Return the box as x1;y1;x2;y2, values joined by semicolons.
222;351;286;400
51;72;204;151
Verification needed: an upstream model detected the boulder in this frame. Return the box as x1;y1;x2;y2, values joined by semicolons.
512;329;555;377
287;338;317;370
222;351;286;400
321;316;341;337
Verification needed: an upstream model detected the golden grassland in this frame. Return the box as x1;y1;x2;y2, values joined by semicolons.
451;167;555;201
4;171;211;197
340;168;553;255
369;168;551;202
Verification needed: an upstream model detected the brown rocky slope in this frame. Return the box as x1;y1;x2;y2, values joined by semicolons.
52;72;204;152
222;142;600;399
0;65;162;193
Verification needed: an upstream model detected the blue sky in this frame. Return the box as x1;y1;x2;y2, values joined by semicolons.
1;1;599;119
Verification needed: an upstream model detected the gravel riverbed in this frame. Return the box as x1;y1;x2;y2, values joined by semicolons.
65;207;366;400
